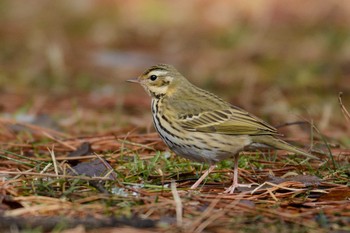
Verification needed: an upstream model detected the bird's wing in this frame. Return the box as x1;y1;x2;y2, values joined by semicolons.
178;105;279;136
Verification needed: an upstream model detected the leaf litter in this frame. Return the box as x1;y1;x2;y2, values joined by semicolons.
0;116;349;232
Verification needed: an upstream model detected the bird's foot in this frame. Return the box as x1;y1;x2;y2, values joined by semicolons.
224;183;258;194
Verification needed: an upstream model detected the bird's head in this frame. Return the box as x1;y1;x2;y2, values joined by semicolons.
127;64;187;99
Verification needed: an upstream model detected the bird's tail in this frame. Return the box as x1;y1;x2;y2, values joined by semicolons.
252;136;319;160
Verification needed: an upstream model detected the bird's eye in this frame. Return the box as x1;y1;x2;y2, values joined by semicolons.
150;75;157;81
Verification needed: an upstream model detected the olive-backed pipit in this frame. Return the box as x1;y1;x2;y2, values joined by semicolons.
128;64;318;193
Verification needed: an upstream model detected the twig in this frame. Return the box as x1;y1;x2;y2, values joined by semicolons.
312;123;336;170
0;171;112;181
338;92;350;122
48;146;59;175
42;131;76;150
275;121;310;129
251;181;306;194
191;193;245;233
188;196;221;232
171;181;183;227
0;118;69;138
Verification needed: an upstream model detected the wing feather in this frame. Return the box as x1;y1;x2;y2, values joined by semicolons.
178;106;279;136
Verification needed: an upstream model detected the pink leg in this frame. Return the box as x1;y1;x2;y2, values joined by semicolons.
190;165;216;189
224;155;239;194
224;155;256;194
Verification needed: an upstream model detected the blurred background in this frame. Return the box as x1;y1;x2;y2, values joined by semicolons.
1;0;349;145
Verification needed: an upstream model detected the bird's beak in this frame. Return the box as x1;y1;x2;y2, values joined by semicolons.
126;78;140;83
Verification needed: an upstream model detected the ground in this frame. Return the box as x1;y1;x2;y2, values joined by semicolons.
0;1;350;232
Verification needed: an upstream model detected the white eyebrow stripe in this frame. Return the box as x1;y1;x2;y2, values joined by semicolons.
149;70;168;76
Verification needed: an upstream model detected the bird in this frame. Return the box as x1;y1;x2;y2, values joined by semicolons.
127;64;319;193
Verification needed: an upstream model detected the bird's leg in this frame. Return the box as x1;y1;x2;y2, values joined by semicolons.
190;164;216;189
224;154;240;194
224;155;257;194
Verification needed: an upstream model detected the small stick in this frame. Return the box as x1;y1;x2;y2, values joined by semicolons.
171;181;183;227
338;92;350;122
48;146;59;176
